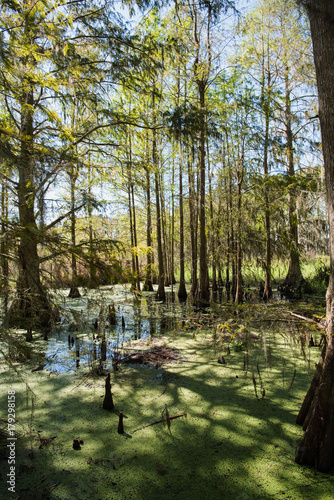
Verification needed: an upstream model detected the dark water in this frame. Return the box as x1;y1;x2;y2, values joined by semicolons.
43;284;321;373
44;285;190;373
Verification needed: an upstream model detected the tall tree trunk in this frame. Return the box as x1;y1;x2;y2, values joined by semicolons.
153;117;165;301
143;155;154;291
282;66;304;295
1;173;9;323
208;139;217;292
177;68;187;302
69;163;81;298
131;181;140;291
125;130;140;291
129;132;140;291
235;167;244;304
127;180;135;282
178;136;187;302
9;85;53;327
196;82;210;305
87;158;96;287
188;141;198;297
159;170;170;286
295;0;334;472
263;105;272;301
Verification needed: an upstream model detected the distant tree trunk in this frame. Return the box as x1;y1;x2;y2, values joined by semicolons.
188;141;198;297
196;81;210;305
178;135;187;302
153;109;165;301
171;152;175;292
226;135;236;301
224;144;231;300
127;179;135;280
295;0;334;472
263;102;272;301
131;179;140;291
160;170;170;286
282;66;304;294
69;163;81;298
143;152;154;291
126;131;140;291
87;158;96;287
191;0;211;306
208;139;217;292
235;166;244;304
177;70;187;302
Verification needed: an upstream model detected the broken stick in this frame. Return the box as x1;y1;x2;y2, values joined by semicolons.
132;413;187;433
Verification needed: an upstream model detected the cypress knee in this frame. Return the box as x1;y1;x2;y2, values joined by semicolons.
103;373;114;410
118;412;124;434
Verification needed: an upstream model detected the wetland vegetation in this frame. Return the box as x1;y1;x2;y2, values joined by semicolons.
2;0;334;497
1;282;334;499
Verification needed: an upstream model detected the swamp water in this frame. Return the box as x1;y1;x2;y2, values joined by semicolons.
44;285;191;373
1;286;329;500
43;284;321;380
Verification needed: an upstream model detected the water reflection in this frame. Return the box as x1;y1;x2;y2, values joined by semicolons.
44;285;188;373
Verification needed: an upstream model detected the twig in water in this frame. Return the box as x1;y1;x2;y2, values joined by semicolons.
132;412;187;433
252;374;258;400
289;368;296;389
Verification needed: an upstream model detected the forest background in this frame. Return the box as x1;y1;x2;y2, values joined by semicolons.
0;0;328;329
2;0;334;489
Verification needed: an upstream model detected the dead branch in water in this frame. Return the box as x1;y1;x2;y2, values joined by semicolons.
288;311;326;330
132;412;187;433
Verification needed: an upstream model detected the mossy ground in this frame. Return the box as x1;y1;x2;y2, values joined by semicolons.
1;319;334;500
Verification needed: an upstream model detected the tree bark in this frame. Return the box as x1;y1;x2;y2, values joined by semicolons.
1;173;9;323
9;85;54;328
295;0;334;472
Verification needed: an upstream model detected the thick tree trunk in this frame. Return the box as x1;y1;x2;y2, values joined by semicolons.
295;0;334;472
9;87;54;328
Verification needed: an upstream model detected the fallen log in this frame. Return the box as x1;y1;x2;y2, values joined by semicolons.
288;311;326;330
